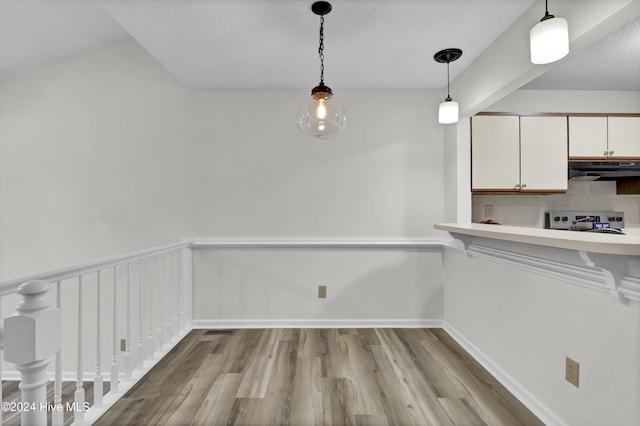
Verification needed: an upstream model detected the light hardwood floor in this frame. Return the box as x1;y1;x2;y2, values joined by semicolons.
95;328;543;425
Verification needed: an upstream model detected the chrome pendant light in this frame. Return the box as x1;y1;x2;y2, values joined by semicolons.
530;0;569;64
434;48;462;124
296;1;346;139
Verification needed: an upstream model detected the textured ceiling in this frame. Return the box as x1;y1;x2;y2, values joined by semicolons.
0;0;638;91
524;17;640;90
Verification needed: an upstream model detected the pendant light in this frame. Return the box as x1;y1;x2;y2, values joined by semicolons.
296;1;346;139
434;48;462;124
530;0;569;64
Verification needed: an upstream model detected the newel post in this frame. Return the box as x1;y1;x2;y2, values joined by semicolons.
4;280;62;426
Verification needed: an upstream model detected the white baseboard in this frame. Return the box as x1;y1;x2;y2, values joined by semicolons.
443;321;567;426
192;318;443;329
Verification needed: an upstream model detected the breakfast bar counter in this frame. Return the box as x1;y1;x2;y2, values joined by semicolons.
434;223;640;256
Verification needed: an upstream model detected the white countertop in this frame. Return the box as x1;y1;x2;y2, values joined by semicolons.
434;223;640;256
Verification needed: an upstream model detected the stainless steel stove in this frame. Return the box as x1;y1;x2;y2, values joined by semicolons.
545;211;625;233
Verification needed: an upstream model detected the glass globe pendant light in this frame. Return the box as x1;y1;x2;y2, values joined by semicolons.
530;0;569;64
434;48;462;124
296;1;346;139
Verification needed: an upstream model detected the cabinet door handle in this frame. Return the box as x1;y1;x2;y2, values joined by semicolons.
514;183;521;189
604;150;609;156
609;150;614;156
521;183;527;188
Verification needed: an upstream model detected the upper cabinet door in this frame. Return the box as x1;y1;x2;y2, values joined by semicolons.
607;117;640;158
569;116;607;158
520;116;568;192
471;115;520;191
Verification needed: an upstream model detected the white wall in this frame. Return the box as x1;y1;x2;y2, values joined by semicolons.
0;39;446;281
444;247;640;426
193;248;444;324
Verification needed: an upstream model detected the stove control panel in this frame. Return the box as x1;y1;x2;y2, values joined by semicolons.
545;211;625;230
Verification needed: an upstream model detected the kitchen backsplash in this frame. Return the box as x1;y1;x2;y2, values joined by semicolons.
472;181;640;228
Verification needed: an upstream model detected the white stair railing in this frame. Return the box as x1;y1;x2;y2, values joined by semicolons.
0;241;192;425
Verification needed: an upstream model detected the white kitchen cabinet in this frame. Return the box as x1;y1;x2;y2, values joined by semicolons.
520;116;568;191
569;116;607;158
472;115;520;191
569;116;640;159
608;117;640;158
472;115;567;193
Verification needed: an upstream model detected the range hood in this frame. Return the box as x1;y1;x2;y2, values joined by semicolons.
569;161;640;181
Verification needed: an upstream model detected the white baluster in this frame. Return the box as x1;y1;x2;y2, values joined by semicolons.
137;258;144;370
157;254;163;352
125;262;132;380
147;257;154;358
75;276;86;424
4;280;62;426
181;247;193;331
178;249;185;334
172;251;180;339
53;282;64;426
94;271;103;408
165;253;172;344
111;266;119;393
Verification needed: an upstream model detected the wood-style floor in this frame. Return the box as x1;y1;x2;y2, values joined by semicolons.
2;380;108;426
96;328;543;425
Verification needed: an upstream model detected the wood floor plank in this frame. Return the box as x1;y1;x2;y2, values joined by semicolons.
288;357;325;426
162;354;230;425
354;414;389;426
235;328;281;398
187;373;243;426
323;378;358;426
95;328;543;425
392;328;468;398
339;334;386;416
438;397;487;426
367;344;430;425
425;329;545;426
356;328;381;346
298;328;329;358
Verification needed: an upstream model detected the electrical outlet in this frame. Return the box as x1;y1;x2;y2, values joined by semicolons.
120;339;127;352
318;285;327;299
485;204;494;217
565;356;579;387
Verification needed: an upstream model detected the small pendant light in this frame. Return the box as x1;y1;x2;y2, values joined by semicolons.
530;0;569;64
434;48;462;124
296;1;346;139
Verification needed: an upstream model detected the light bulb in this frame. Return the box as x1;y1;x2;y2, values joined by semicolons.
316;99;327;119
297;95;346;139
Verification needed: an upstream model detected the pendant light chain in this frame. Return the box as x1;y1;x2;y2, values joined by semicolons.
318;14;325;85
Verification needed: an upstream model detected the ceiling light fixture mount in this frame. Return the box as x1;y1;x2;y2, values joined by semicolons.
297;1;346;140
434;48;462;124
530;0;569;64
